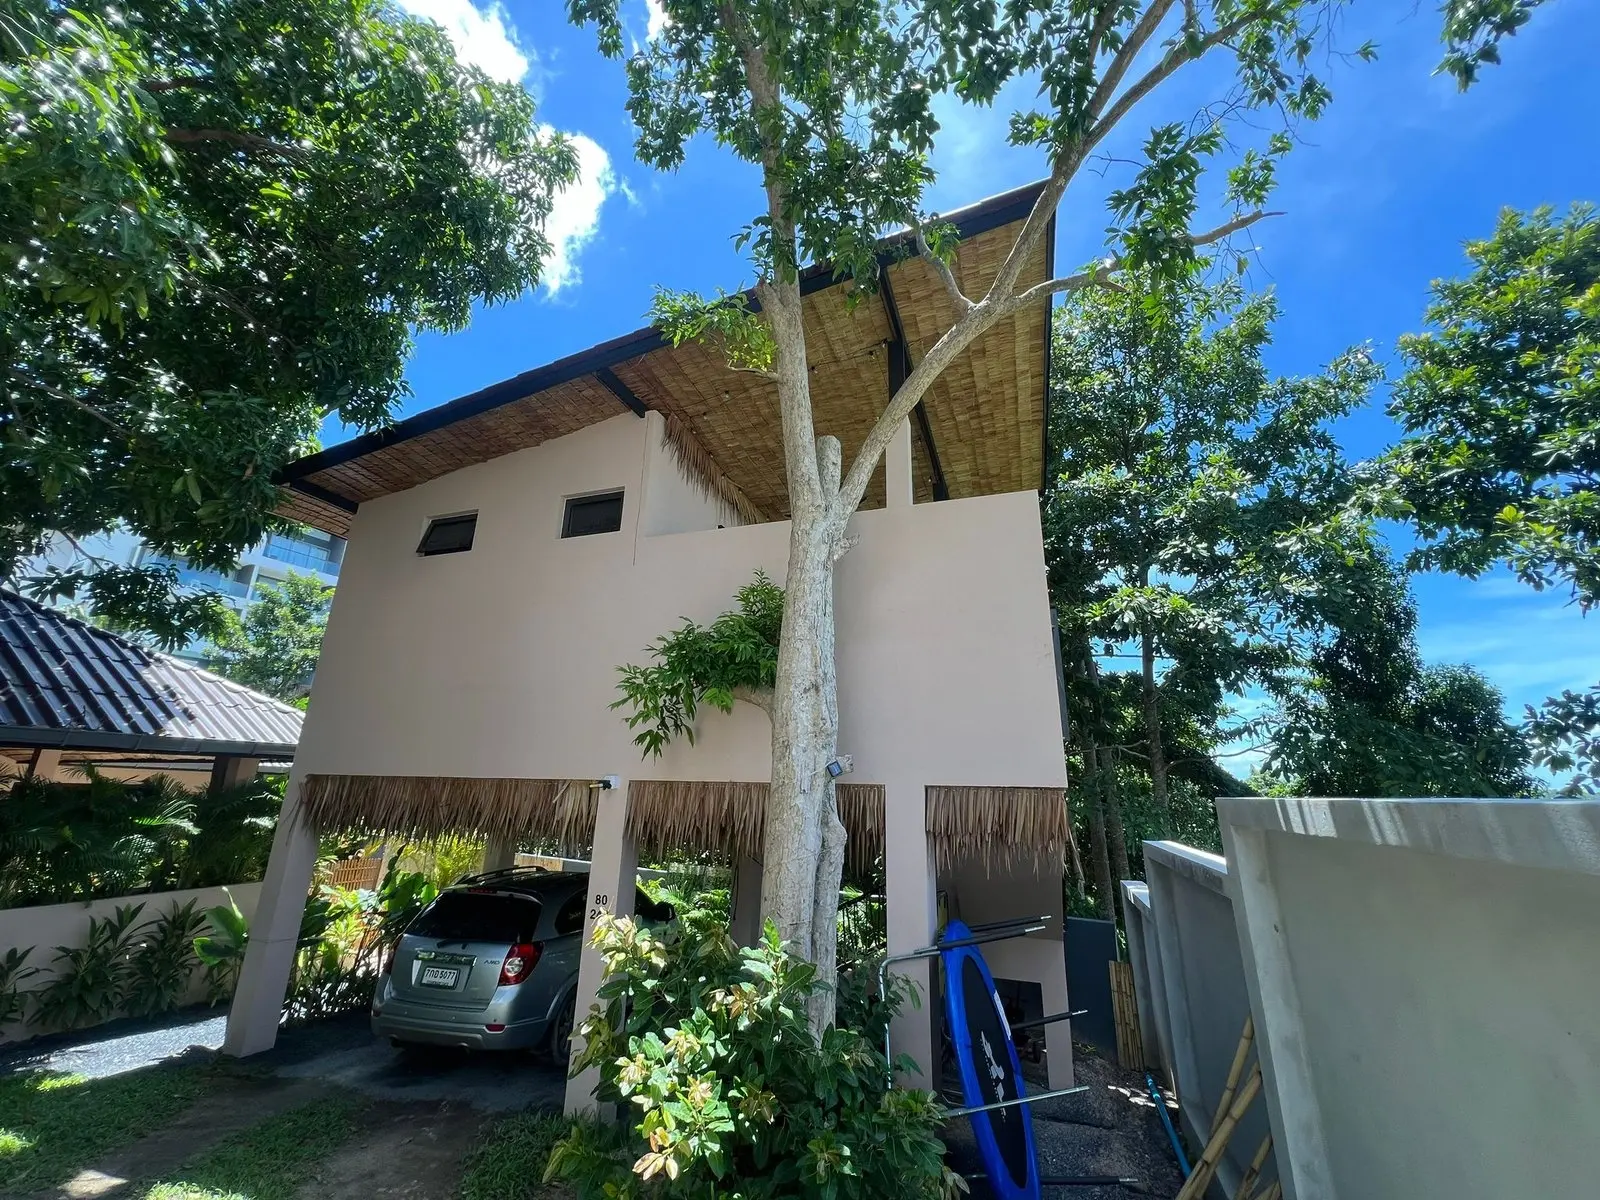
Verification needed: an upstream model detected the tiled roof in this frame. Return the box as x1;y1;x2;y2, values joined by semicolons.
0;589;302;758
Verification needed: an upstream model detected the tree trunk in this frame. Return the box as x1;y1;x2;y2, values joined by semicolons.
1104;751;1129;883
1082;747;1114;921
1140;626;1170;835
1088;771;1113;921
754;274;846;1036
758;472;842;1034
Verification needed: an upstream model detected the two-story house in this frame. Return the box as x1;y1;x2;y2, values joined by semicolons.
223;181;1076;1112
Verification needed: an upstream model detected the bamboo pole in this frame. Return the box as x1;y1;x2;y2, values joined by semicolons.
1175;1062;1263;1200
1253;1181;1282;1200
1234;1132;1272;1200
1212;1014;1255;1132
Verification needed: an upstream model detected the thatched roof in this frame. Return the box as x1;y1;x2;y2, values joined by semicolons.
276;182;1055;535
296;773;1070;876
299;774;597;853
627;780;886;878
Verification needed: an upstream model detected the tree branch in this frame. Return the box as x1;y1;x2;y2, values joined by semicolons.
1086;0;1178;124
1085;0;1122;65
10;368;132;435
1001;209;1281;314
717;1;824;517
914;224;974;314
143;76;216;93
731;685;773;714
163;128;305;159
1089;5;1288;154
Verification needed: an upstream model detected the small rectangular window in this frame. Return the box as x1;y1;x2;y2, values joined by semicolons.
562;491;624;538
417;513;477;556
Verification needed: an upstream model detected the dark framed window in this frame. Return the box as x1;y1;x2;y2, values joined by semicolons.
562;491;624;538
553;891;586;936
417;513;477;556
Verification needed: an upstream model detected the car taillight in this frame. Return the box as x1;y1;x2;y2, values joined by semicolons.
381;946;396;975
499;942;541;986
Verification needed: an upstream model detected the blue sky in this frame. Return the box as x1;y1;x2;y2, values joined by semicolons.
374;0;1597;731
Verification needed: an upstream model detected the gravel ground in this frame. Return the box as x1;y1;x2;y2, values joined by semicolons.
941;1047;1186;1200
0;1008;227;1079
0;1007;565;1113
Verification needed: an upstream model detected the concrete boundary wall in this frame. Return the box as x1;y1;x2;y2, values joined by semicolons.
1217;796;1600;1200
1;882;262;1044
1123;843;1278;1199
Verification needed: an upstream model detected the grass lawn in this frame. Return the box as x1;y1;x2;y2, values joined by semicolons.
0;1057;579;1200
0;1064;216;1193
458;1110;573;1200
142;1091;367;1200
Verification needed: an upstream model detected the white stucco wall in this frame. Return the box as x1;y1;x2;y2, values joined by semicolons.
1219;797;1600;1200
1;882;263;1043
285;406;1070;1089
298;408;1067;793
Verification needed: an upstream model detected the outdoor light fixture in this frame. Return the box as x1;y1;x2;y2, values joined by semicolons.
590;775;620;790
826;755;853;778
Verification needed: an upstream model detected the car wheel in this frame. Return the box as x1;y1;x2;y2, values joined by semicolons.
549;992;577;1063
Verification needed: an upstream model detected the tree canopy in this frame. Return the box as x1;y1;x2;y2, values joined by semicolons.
2;0;576;643
205;570;333;703
1383;203;1598;606
1045;272;1542;910
1262;557;1536;798
1380;202;1599;791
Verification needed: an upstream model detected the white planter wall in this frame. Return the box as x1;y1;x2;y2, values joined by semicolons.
1218;796;1600;1200
1;882;263;1044
1123;843;1278;1199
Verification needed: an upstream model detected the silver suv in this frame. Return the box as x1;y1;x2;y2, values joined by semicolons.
371;867;672;1055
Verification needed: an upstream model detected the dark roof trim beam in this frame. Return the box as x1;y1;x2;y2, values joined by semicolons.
277;180;1050;488
879;273;949;502
595;366;649;418
288;477;359;514
0;725;298;760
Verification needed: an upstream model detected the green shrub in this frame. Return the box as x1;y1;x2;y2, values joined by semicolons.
0;948;40;1026
0;771;281;907
30;904;146;1031
194;891;251;1005
546;912;959;1200
283;861;437;1024
125;900;207;1017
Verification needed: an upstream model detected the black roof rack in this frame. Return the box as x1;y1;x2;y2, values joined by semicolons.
447;865;589;893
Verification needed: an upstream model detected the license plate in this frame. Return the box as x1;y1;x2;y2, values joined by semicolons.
419;966;459;988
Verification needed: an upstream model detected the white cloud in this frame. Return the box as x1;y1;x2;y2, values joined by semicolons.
541;133;618;293
644;0;669;40
393;0;617;295
393;0;530;84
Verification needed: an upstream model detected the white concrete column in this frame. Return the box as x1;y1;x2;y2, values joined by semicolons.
729;855;764;946
564;781;638;1115
884;778;937;1088
885;417;914;508
25;748;61;780
223;771;319;1056
210;755;259;792
482;834;518;872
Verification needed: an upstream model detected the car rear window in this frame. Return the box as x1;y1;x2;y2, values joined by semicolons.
407;892;542;943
